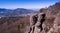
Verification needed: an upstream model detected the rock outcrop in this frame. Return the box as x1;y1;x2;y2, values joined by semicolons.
29;2;60;33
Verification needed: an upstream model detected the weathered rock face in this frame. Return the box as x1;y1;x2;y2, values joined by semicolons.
28;2;60;33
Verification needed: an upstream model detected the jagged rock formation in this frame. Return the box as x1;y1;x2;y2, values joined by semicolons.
29;2;60;33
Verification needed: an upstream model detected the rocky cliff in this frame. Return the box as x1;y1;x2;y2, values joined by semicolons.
29;2;60;33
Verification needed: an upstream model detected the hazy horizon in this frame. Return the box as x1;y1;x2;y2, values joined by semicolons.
0;0;60;9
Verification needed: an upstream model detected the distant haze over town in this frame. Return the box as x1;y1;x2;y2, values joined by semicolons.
0;0;60;17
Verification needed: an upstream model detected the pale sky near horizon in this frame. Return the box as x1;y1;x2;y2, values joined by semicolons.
0;0;60;9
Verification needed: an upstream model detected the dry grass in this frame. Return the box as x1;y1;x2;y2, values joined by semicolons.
0;16;30;33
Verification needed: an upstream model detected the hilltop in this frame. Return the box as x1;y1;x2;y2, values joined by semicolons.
29;2;60;33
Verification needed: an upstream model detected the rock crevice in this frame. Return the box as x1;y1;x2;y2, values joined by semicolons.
28;2;60;33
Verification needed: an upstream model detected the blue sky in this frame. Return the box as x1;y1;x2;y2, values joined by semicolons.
0;0;60;9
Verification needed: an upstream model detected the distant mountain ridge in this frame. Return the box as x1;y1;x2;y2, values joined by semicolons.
0;8;38;17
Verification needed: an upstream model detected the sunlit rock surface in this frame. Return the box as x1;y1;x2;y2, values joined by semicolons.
29;2;60;33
